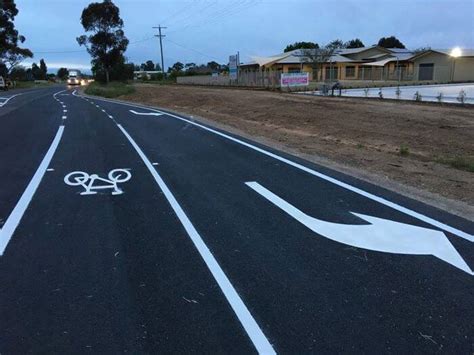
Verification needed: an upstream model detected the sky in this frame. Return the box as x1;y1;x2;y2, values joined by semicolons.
14;0;474;73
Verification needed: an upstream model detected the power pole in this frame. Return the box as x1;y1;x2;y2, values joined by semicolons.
153;25;167;75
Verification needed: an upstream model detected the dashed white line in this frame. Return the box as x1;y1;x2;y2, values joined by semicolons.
62;116;67;120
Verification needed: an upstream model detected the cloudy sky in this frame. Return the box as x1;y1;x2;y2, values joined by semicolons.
15;0;474;73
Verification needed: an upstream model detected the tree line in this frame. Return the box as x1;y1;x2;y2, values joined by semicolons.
283;36;406;53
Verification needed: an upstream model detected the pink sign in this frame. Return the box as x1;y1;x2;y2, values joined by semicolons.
281;73;309;86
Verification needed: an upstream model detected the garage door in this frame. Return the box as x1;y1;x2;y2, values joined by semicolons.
418;63;434;80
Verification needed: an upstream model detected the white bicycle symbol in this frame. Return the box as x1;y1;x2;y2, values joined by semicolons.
64;169;132;195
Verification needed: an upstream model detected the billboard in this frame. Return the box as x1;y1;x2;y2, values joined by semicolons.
280;72;309;87
229;54;238;80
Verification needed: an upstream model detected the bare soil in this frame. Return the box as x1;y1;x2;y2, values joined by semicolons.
119;84;474;218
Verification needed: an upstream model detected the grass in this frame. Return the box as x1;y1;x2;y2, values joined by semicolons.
399;144;410;156
84;81;135;98
436;156;474;173
12;81;54;89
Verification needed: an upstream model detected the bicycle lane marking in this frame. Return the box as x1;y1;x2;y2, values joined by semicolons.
71;93;276;354
0;89;67;255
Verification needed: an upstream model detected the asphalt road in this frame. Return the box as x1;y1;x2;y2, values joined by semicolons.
0;86;472;354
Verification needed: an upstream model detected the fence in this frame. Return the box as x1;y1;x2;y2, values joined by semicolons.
177;71;283;88
355;66;453;83
177;65;465;88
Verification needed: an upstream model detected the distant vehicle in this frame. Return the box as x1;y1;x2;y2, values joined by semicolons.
0;76;8;91
67;70;84;85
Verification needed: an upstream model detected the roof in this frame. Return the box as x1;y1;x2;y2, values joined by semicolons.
241;46;473;68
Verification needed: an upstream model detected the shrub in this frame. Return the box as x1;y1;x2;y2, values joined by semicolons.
399;144;410;156
436;92;443;103
457;89;466;104
395;86;401;99
413;91;422;101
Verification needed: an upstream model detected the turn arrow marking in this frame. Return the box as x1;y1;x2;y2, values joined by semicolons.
246;181;473;275
129;109;163;116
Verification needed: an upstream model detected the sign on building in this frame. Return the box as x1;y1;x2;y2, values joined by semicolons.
280;72;309;87
229;54;238;80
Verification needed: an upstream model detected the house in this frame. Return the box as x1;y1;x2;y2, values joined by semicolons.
239;46;474;83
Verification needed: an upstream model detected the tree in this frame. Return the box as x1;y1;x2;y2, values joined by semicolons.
326;39;345;50
378;36;405;49
57;67;69;80
140;60;155;71
169;61;184;73
31;63;41;79
155;63;162;71
206;61;220;71
345;38;364;48
39;58;47;79
302;43;337;82
0;1;33;73
284;41;319;53
77;0;129;83
10;65;26;80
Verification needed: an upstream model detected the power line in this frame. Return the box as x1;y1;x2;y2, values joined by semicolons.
164;38;220;62
32;36;155;55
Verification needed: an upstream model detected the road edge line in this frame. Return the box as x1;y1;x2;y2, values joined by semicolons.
116;123;275;355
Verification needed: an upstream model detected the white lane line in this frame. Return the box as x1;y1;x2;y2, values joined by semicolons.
47;168;54;172
108;115;114;119
63;110;67;113
101;109;106;113
0;126;65;255
116;123;275;355
0;93;23;107
62;116;67;120
75;95;473;242
129;109;163;116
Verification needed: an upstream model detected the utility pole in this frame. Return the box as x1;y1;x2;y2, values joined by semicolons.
153;25;167;76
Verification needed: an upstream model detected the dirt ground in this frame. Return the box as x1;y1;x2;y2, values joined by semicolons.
119;84;474;218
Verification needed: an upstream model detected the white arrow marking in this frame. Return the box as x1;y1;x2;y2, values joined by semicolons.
246;182;473;275
129;109;163;116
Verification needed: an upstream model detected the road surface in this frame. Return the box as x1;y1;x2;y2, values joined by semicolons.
0;86;472;354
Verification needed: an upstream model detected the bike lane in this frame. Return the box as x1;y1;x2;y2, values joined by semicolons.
0;95;256;353
93;97;474;354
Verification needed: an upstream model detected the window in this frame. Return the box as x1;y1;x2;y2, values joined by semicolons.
345;66;356;77
418;63;434;80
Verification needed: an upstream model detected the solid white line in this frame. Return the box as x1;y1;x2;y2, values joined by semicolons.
116;123;275;354
0;93;23;107
0;126;65;255
75;94;473;242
